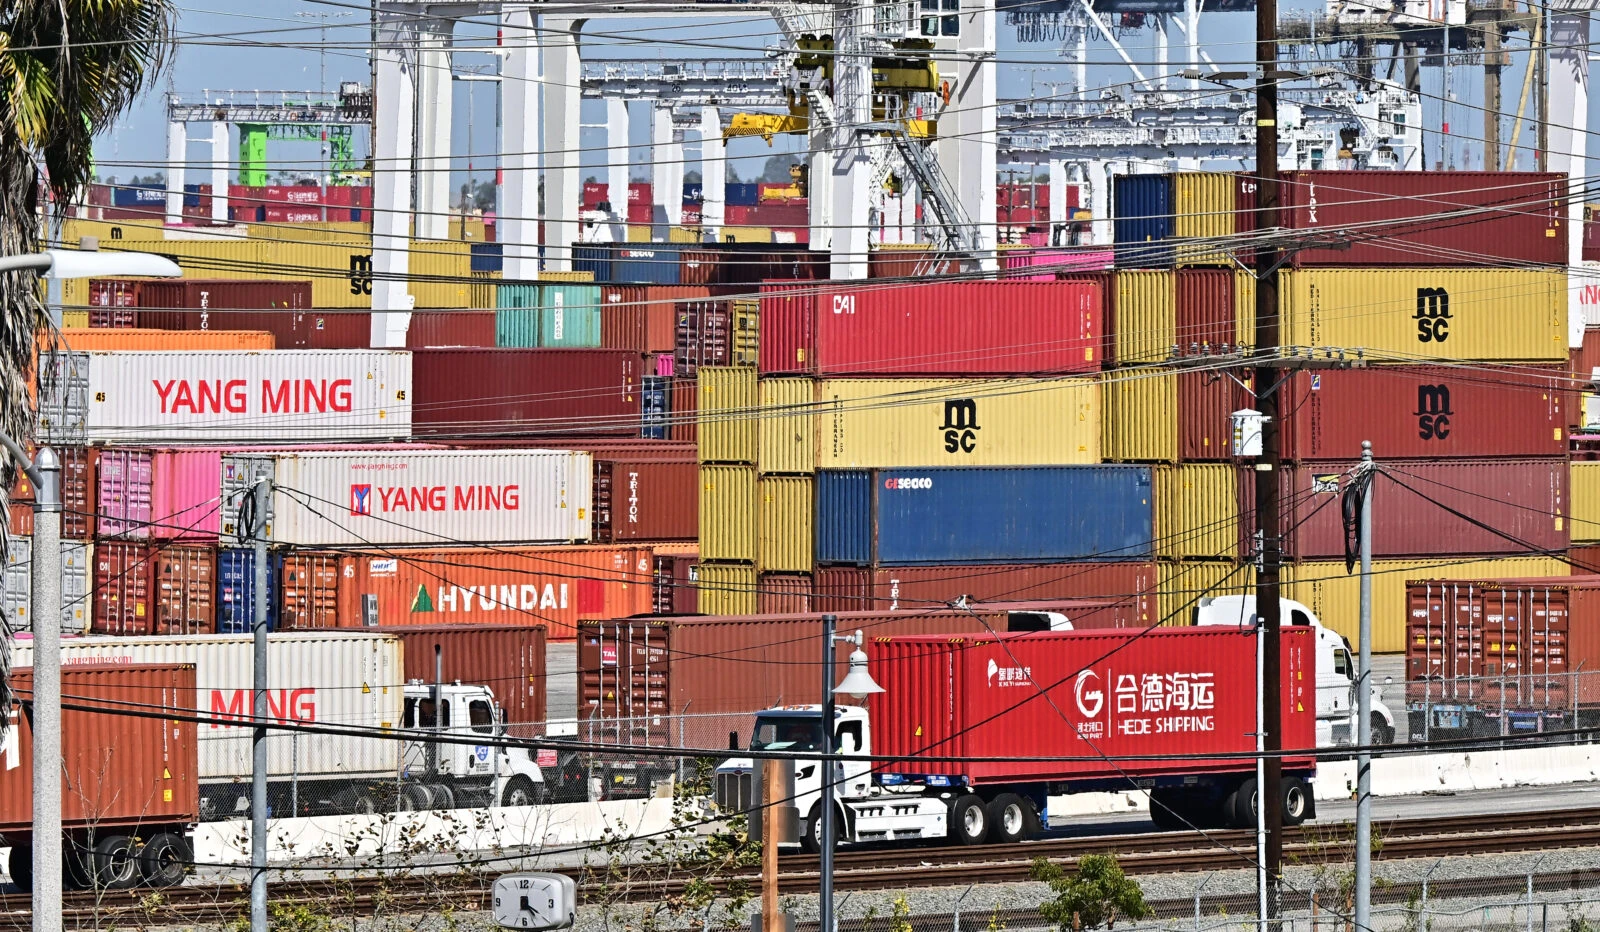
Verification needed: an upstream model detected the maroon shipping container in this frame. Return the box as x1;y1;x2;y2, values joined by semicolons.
154;545;217;634
1571;546;1600;573
653;553;699;614
1178;370;1251;461
675;299;730;377
760;280;1104;376
410;348;644;438
811;562;1157;624
680;250;718;286
1238;171;1565;267
2;665;199;837
1273;458;1568;559
600;285;703;354
379;624;548;725
408;311;496;348
592;460;698;542
1175;269;1235;352
711;247;824;286
448;437;696;460
868;248;957;278
757;574;813;614
868;628;1316;784
8;502;32;538
87;279;143;328
281;552;343;630
669;378;698;443
136;279;373;349
1586;208;1600;262
60;446;96;541
93;541;155;635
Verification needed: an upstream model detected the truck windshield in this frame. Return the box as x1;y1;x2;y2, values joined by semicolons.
750;716;823;752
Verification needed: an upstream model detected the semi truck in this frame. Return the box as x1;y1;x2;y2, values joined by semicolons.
10;631;548;819
715;626;1319;849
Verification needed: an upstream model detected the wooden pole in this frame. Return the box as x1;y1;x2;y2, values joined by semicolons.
763;758;782;932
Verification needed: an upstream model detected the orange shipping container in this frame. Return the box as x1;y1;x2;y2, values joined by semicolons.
55;328;277;351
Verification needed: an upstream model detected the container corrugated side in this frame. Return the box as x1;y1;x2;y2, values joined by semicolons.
4;538;91;634
1157;560;1253;627
155;545;216;634
757;377;816;475
1172;172;1235;267
1103;370;1178;463
1113;270;1176;364
379;625;548;725
811;562;1158;624
410;348;643;439
759;476;814;572
58;329;276;351
699;464;758;563
695;563;758;615
592;460;698;543
1155;464;1241;559
757;574;813;614
494;283;541;347
697;366;758;464
1234;268;1256;351
815;470;872;564
271;449;593;546
540;283;603;348
1286;555;1568;653
1281;269;1566;362
1577;462;1600;543
1113;175;1175;268
756;283;815;375
1175;269;1236;352
815;377;1101;469
1179;369;1251;461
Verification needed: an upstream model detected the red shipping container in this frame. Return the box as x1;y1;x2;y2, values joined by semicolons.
746;203;809;227
408;310;496;348
592;460;698;542
680;250;718;286
87;279;143;328
682;204;703;226
9;502;32;538
449;437;695;460
137;280;370;349
669;377;698;443
1175;269;1235;353
868;627;1316;784
1571;547;1600;573
760;280;1103;376
264;185;322;205
629;182;651;205
262;206;327;224
653;553;699;614
93;541;155;635
281;552;343;630
869;248;957;278
410;348;645;438
675;299;730;377
2;665;199;836
758;574;813;614
60;446;96;541
712;247;823;285
582;182;608;210
1239;171;1565;267
599;284;698;354
725;205;757;226
1274;458;1568;559
1178;369;1252;461
810;562;1156;625
379;624;548;725
153;545;216;634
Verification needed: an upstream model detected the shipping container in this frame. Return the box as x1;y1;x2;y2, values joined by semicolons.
92;541;159;635
1156;464;1244;560
407;310;496;348
1156;559;1256;628
60;328;276;352
217;547;282;633
999;248;1114;278
96;448;224;540
4;537;90;634
592;460;698;542
699;464;758;563
642;375;672;439
675;300;731;377
814;376;1100;469
155;545;218;634
868;628;1315;783
760;281;1104;376
495;283;603;348
38;350;412;443
1113;270;1177;365
1;665;199;840
1171;172;1235;267
695;563;758;615
599;284;697;354
653;553;699;614
670;378;699;443
1103;370;1179;463
1280;269;1566;362
380;624;547;724
759;475;814;572
58;446;96;541
698;366;757;463
86;279;143;327
1113;174;1175;268
757;574;813;614
613;244;686;284
410;348;642;439
812;562;1156;623
1291;555;1568;654
1178;369;1249;461
869;245;958;278
134;280;371;350
1174;269;1236;353
757;376;815;475
278;552;341;631
1577;462;1600;543
816;466;1154;565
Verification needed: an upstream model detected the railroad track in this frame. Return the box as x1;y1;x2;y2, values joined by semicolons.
0;806;1595;926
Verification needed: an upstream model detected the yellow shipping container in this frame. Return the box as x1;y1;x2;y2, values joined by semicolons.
1281;269;1565;362
406;239;477;309
1234;269;1256;352
1114;270;1176;365
58;277;88;311
538;271;596;283
668;227;706;244
731;299;760;367
245;221;371;245
60;310;89;329
817;377;1101;468
1102;370;1177;462
626;225;653;243
698;366;758;464
1172;172;1235;267
759;476;814;572
468;271;499;310
757;377;815;475
699;465;758;563
696;563;758;615
1157;560;1253;627
722;226;773;244
1284;556;1569;653
1155;464;1241;560
1570;462;1600;543
64;218;181;242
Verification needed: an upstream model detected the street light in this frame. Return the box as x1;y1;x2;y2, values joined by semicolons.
819;615;883;932
0;248;178;925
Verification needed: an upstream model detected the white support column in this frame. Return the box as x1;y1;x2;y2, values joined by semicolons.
1076;28;1089;100
416;18;455;241
607;97;631;238
1156;15;1170;91
210;122;230;224
1048;159;1069;237
1091;160;1112;247
501;6;541;281
1185;0;1200;90
543;17;583;270
651;106;684;236
955;2;998;270
1550;13;1590;339
808;136;834;250
699;107;726;243
829;4;872;279
165;120;186;226
372;7;417;345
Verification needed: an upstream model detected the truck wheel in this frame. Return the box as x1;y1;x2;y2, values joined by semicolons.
1230;778;1259;830
1372;714;1394;746
1281;778;1310;826
502;776;543;808
986;794;1030;844
138;833;191;887
401;784;435;811
429;784;457;811
8;846;31;891
1149;792;1183;831
89;835;141;890
951;795;989;845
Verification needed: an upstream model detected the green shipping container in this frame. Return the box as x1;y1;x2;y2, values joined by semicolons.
495;283;541;347
494;283;602;347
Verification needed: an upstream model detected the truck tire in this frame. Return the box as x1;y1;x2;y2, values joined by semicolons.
89;835;141;890
1372;714;1394;746
429;784;457;811
138;833;191;887
1281;777;1310;826
1230;777;1259;830
987;794;1030;844
1149;791;1183;831
950;795;989;845
502;776;543;808
800;807;838;854
8;846;31;891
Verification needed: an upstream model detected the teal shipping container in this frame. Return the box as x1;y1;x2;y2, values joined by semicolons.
495;283;602;348
495;283;540;347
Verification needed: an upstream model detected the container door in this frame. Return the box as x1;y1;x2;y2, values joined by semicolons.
38;352;90;444
221;454;276;541
61;541;91;634
3;538;30;632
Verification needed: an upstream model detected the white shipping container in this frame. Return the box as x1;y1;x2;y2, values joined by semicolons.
11;632;403;783
38;350;412;443
270;448;593;545
3;538;91;635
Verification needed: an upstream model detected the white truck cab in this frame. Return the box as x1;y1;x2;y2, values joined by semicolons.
1192;596;1396;745
400;681;548;808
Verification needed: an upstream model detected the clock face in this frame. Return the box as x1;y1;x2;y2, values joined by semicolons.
491;873;576;930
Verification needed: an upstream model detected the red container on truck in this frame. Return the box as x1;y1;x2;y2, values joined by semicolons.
379;624;548;727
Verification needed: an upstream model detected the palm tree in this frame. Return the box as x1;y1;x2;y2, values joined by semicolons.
0;0;174;690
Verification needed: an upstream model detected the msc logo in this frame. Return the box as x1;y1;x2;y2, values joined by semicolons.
349;254;374;296
1415;384;1453;441
1075;670;1104;719
941;399;981;454
1415;287;1451;343
883;477;933;490
350;484;373;515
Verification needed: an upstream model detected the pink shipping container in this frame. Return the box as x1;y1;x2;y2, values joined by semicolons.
759;280;1104;375
409;348;644;439
97;449;223;539
810;562;1156;624
999;248;1114;279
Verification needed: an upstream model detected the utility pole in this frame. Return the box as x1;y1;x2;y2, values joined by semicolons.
762;758;782;932
1355;441;1375;932
1252;0;1286;917
29;446;62;931
250;476;271;932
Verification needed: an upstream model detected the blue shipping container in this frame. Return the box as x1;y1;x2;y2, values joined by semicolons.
815;470;874;565
641;375;671;439
683;182;704;202
1112;174;1174;268
726;183;761;207
218;548;283;633
816;466;1154;566
573;245;614;281
111;184;166;207
612;244;684;284
470;242;504;273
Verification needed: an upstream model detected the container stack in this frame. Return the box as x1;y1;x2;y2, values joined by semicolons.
696;365;761;614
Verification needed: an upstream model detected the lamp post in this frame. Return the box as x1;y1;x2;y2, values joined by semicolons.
819;614;884;932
